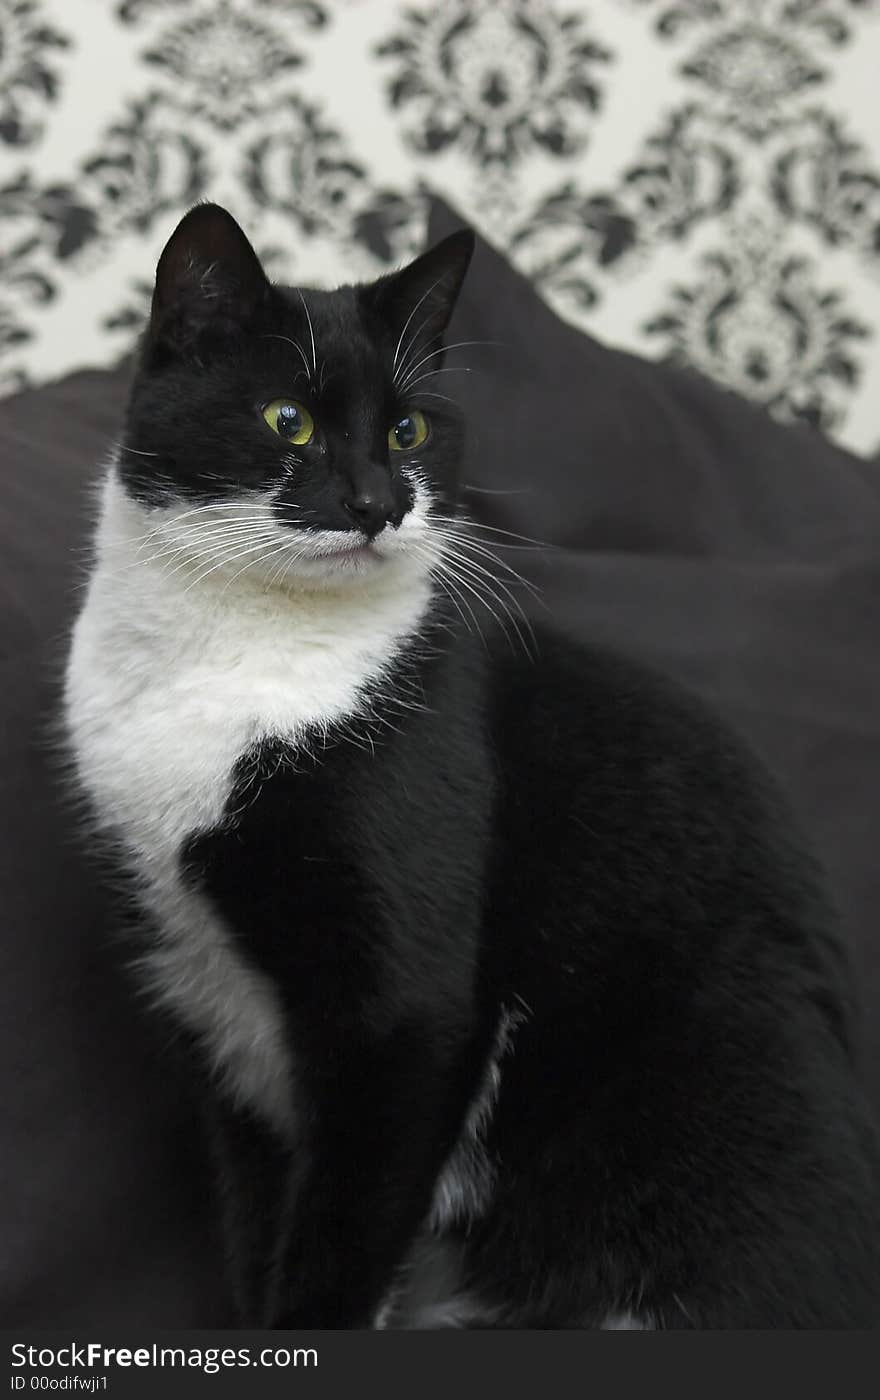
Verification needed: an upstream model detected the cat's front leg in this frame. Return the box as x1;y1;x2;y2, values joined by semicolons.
269;1020;470;1330
181;745;487;1329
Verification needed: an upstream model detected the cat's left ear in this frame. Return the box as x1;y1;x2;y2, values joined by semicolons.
368;228;475;350
148;202;270;355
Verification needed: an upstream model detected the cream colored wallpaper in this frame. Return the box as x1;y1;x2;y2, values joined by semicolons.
1;0;879;453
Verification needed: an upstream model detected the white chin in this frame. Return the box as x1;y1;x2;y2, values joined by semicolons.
284;547;383;583
270;517;429;589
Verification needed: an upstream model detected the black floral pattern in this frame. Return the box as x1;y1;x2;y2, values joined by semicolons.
771;109;880;255
243;98;365;235
0;170;98;260
376;0;610;166
644;214;869;431
0;172;57;391
351;188;426;266
0;0;878;453
638;0;877;45
773;0;879;47
116;0;326;27
615;105;740;243
0;0;69;147
80;94;209;236
507;184;635;310
141;2;305;131
681;24;824;139
0;235;51;392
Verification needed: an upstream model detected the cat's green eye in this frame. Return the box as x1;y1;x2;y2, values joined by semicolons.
388;410;429;453
262;398;315;446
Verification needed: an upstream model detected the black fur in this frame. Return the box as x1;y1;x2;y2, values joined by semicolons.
120;205;879;1328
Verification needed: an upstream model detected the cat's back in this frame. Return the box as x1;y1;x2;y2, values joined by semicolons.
484;622;853;1038
480;625;880;1328
488;621;780;846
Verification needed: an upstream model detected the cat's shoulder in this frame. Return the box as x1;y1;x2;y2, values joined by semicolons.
490;621;735;755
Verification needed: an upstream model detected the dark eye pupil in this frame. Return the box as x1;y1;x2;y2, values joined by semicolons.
395;417;416;449
276;405;301;438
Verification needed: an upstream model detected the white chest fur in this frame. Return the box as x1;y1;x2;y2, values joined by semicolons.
65;470;434;1133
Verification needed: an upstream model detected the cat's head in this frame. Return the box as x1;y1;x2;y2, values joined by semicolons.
118;202;473;589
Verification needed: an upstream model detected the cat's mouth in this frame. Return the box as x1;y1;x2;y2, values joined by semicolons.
313;536;382;563
267;513;431;590
327;539;376;558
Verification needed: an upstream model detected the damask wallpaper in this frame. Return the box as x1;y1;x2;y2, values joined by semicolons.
1;0;879;454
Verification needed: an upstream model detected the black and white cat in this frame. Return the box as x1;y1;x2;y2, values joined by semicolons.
65;203;880;1329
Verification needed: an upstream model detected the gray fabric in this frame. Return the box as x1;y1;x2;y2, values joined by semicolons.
0;370;228;1325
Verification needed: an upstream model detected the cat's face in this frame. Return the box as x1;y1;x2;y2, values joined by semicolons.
119;203;473;589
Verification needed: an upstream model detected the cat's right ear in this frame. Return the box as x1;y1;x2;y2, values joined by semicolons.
148;203;270;357
368;228;475;353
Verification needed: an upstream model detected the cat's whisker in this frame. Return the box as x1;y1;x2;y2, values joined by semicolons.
117;499;299;549
180;534;288;595
423;527;535;637
150;513;293;542
144;519;279;577
407;541;484;647
408;543;503;658
412;391;459;408
448;562;536;656
430;542;536;658
431;545;545;624
398;340;499;393
264;536;312;592
158;531;282;588
150;532;283;582
131;517;285;565
393;275;445;382
432;573;486;651
111;441;161;458
395;317;435;387
430;554;506;655
262;332;311;382
127;501;303;554
449;535;544;554
461;484;531;497
433;514;550;549
101;522;282;581
223;535;301;595
138;516;288;556
430;550;543;637
297;290;318;376
400;367;473;392
426;525;543;600
267;552;297;593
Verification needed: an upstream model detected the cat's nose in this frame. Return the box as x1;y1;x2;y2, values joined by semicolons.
343;493;396;539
